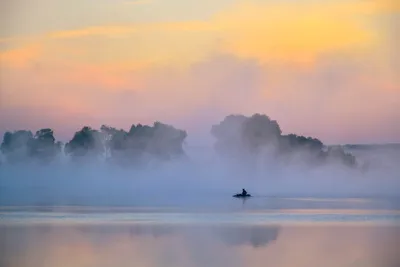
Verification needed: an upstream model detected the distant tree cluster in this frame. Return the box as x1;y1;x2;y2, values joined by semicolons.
99;122;187;165
0;129;61;163
1;122;187;165
64;127;104;159
211;114;357;167
1;114;357;167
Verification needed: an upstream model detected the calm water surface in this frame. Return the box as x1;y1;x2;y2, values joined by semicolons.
1;197;400;267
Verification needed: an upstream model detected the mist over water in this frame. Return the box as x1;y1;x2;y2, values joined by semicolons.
1;141;399;208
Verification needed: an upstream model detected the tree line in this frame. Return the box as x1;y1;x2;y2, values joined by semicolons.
211;114;356;167
0;114;356;167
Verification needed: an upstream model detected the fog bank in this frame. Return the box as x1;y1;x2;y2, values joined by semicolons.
1;144;399;208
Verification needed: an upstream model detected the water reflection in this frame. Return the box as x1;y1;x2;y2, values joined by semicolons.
215;225;280;248
0;223;399;267
60;224;281;248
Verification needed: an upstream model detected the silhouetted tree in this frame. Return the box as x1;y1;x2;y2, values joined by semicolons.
1;130;33;163
64;127;104;159
279;134;324;155
28;128;61;162
323;146;357;167
211;114;247;156
107;122;187;165
150;122;187;158
241;114;281;153
100;125;127;159
211;114;281;156
1;129;62;163
212;113;357;168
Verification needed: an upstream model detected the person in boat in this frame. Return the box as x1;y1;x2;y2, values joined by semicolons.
242;188;248;196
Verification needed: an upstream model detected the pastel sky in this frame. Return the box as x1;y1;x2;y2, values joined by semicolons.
0;0;399;144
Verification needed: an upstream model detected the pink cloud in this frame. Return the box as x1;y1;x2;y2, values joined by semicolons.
1;52;399;144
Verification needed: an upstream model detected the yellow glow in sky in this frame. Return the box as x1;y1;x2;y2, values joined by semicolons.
0;0;399;143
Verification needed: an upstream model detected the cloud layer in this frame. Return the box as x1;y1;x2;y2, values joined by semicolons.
1;0;399;144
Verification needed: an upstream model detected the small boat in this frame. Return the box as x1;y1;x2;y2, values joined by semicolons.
233;193;252;198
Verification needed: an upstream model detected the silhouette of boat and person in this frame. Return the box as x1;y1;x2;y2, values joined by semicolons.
233;188;251;198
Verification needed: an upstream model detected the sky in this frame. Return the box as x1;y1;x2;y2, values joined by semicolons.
0;0;399;144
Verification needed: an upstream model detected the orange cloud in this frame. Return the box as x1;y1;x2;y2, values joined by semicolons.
1;0;398;143
0;43;41;68
2;0;386;69
373;0;400;13
64;63;146;92
44;20;213;40
47;26;138;39
212;1;380;65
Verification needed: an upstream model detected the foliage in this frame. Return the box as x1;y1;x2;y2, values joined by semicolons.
102;122;187;165
29;129;62;161
211;114;248;156
0;115;356;168
64;127;104;159
0;130;33;163
211;113;357;168
1;129;61;163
